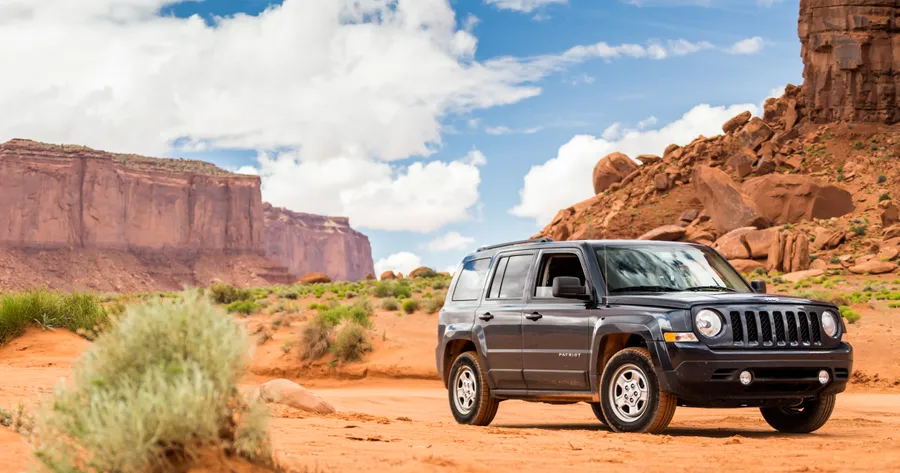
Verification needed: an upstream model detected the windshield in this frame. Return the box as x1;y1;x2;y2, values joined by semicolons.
594;244;750;294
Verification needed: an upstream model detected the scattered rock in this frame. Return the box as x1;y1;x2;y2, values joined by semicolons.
812;228;845;251
409;266;437;278
593;152;639;194
810;258;828;270
878;246;899;261
737;117;774;150
744;228;777;259
679;209;700;223
654;173;670;191
692;165;769;234
638;225;686;241
298;272;332;284
767;231;811;273
742;174;855;225
722;111;752;134
713;227;757;260
782;269;824;283
365;274;375;280
729;259;766;274
725;150;756;178
636;154;661;165
259;379;335;414
882;204;900;227
885;225;900;240
849;261;897;275
380;271;397;280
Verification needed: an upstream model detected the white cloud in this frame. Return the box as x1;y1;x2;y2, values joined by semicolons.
375;252;424;278
510;102;760;224
637;116;658;130
486;0;568;13
427;232;476;252
485;125;543;135
727;36;765;55
566;73;596;86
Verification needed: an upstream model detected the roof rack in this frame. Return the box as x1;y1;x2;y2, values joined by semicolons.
476;237;554;252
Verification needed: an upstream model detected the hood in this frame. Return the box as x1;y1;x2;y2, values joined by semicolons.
608;291;835;310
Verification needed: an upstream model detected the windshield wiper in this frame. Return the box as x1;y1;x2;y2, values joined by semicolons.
610;286;680;293
685;286;738;292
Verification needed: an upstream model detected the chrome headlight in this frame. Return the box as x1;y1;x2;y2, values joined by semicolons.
695;309;724;338
821;311;839;338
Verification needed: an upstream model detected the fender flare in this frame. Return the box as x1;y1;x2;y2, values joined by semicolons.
438;323;480;387
588;318;671;401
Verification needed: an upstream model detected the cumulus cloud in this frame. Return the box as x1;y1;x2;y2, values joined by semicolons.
375;252;424;278
510;102;759;224
427;232;476;252
727;36;765;55
486;0;568;13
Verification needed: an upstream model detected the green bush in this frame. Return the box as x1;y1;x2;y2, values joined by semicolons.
32;292;272;472
299;318;332;360
423;298;444;314
392;284;412;299
432;280;447;290
333;322;372;362
839;305;862;324
381;298;400;311
402;298;420;314
208;283;252;304
879;192;891;201
226;300;261;315
316;303;371;328
0;291;108;345
373;282;393;298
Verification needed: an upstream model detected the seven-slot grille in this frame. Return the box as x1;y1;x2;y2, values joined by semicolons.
726;309;822;347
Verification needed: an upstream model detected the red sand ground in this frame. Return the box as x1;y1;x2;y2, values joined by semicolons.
1;296;899;472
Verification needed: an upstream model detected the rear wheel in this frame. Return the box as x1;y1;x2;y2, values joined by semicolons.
760;395;836;433
447;351;499;426
599;347;676;434
589;403;607;426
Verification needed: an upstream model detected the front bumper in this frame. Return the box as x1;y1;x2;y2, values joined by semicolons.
654;341;853;408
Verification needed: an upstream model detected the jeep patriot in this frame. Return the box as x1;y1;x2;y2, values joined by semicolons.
436;238;852;434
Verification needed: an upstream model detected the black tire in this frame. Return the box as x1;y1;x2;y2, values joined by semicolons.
599;347;676;434
589;403;607;426
760;395;836;433
447;351;499;426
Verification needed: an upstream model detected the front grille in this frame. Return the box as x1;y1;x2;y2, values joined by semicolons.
725;309;823;347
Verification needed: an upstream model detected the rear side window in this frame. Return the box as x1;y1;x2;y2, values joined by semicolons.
487;254;533;300
452;258;491;301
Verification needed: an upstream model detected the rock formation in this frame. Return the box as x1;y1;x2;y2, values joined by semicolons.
593;152;639;194
264;204;374;282
799;0;899;124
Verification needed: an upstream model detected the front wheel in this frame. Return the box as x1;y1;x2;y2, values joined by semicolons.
599;347;676;434
760;395;836;433
447;352;499;426
589;403;607;426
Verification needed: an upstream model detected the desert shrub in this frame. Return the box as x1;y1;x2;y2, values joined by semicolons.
333;322;372;362
849;224;867;236
381;298;400;311
316;303;371;328
392;284;412;299
0;404;33;435
854;140;865;150
345;291;358;299
31;292;272;472
839;305;862;324
402;298;420;314
423;297;444;314
352;297;374;315
432;280;447;290
0;291;108;345
299;318;332;360
879;175;888;184
373;282;393;298
888;302;900;309
208;283;252;304
226;300;261;315
880;192;891;201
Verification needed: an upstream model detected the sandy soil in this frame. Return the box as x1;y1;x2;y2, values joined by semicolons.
2;296;899;472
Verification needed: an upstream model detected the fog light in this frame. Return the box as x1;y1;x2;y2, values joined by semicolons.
818;370;830;385
739;370;752;385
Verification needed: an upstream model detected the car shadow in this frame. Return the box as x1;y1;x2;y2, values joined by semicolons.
493;423;789;439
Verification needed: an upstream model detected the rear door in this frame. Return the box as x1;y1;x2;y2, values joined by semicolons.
476;250;535;391
522;249;593;391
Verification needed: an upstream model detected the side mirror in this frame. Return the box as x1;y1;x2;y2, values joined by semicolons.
751;280;767;294
552;276;589;299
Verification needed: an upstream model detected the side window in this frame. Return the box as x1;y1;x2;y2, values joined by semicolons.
452;258;491;301
534;253;586;298
487;254;532;300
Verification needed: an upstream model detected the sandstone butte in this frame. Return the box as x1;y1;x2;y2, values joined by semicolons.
0;139;374;289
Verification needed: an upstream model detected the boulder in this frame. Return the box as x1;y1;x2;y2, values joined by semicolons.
881;204;899;227
849;261;897;275
782;269;824;283
636;154;661;165
742;174;854;225
380;271;397;280
877;246;899;261
692;166;769;234
767;231;811;273
638;225;686;241
737;117;774;150
593;152;639;194
259;379;335;414
298;272;331;284
730;259;766;274
812;227;845;251
679;209;700;223
365;274;375;281
409;266;438;278
744;228;777;259
885;225;900;240
713;227;756;260
810;258;828;271
725;150;757;178
654;173;670;191
722;111;752;134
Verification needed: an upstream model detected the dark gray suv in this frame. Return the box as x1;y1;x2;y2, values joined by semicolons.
436;238;852;434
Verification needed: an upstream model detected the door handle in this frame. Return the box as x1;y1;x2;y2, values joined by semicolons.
478;312;494;321
525;312;543;321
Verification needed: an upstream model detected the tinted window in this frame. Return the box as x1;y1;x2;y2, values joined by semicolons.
497;255;532;300
487;258;509;300
452;258;491;301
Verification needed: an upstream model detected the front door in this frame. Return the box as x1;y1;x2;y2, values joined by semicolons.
476;252;535;390
523;250;592;391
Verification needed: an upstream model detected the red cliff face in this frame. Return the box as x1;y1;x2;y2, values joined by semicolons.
800;0;899;124
0;139;375;289
263;204;375;282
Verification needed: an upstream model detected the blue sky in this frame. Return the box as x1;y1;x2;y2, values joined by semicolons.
0;0;803;276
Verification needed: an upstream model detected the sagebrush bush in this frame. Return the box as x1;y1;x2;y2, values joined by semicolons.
300;318;332;360
381;298;400;311
839;305;862;324
0;291;108;345
316;301;372;328
402;298;420;314
208;283;252;304
423;297;444;314
226;300;261;315
333;322;371;362
373;282;393;298
392;284;412;299
32;292;272;472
